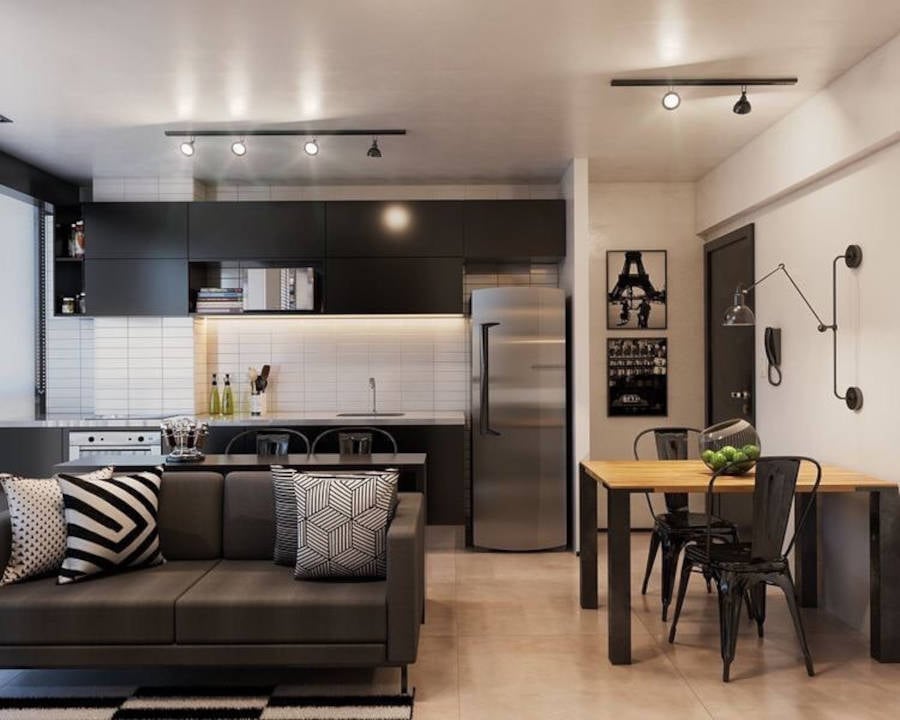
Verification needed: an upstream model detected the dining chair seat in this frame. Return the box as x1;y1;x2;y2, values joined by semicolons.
657;511;735;531
684;542;788;574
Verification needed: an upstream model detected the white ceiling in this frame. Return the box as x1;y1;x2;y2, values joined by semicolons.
2;0;900;186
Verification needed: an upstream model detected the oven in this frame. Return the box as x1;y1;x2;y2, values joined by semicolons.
67;430;162;460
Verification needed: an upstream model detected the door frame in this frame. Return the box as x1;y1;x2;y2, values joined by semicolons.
704;224;755;426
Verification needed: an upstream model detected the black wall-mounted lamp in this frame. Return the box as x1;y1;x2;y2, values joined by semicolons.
723;245;863;411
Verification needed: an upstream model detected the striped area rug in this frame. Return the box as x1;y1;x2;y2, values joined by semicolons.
0;687;414;719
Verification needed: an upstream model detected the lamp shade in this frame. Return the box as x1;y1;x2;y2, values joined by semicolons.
723;290;756;327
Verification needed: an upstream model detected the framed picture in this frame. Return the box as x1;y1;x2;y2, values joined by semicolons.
607;337;668;417
607;250;667;330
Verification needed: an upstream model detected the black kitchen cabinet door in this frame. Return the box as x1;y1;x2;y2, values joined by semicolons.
0;429;64;478
85;259;188;316
189;202;325;259
325;258;463;314
326;201;463;257
463;200;565;259
83;203;188;259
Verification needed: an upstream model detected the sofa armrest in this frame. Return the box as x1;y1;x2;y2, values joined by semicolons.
386;492;425;664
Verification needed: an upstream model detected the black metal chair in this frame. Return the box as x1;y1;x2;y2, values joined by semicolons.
224;428;311;456
668;456;822;682
310;426;398;455
634;427;739;621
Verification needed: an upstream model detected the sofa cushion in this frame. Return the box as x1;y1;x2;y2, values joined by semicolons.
158;472;224;560
57;468;165;584
175;560;387;644
0;468;113;586
0;560;217;645
222;472;275;560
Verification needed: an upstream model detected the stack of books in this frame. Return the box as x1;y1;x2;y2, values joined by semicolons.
195;288;244;314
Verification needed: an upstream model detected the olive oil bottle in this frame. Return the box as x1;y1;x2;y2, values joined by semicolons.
222;373;235;416
209;373;221;416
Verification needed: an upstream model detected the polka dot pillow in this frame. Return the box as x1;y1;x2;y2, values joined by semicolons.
0;468;113;586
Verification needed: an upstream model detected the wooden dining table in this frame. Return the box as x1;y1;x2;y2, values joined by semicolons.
578;459;900;665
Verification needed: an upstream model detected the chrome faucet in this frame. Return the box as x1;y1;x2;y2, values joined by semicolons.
368;377;377;414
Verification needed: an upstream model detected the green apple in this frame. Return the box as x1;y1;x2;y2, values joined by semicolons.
742;444;760;460
720;445;737;461
732;450;748;464
710;451;728;471
701;449;715;465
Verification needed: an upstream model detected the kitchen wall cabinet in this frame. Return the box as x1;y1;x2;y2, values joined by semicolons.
325;257;463;314
85;258;188;316
83;202;187;259
189;202;325;260
0;429;64;478
326;201;463;257
463;200;565;259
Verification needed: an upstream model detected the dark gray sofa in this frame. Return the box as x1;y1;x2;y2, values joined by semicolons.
0;471;425;691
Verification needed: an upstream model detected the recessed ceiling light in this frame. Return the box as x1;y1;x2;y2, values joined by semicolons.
661;90;681;111
733;86;752;115
303;138;319;156
179;139;195;157
231;139;247;156
0;114;12;123
367;138;382;158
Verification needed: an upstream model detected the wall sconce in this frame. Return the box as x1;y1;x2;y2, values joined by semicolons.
723;244;863;411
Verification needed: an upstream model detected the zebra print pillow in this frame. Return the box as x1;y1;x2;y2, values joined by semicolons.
271;465;299;566
57;467;166;584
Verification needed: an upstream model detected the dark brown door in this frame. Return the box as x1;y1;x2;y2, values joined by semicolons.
705;224;755;425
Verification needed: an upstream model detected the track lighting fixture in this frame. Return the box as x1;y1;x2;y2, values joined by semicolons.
611;77;795;114
661;90;681;111
367;138;382;158
303;138;319;156
733;86;752;115
231;139;247;157
179;139;195;157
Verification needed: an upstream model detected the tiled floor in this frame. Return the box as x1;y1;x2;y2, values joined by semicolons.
3;528;900;719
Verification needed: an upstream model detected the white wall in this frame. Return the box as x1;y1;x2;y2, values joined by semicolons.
589;183;705;527
0;193;36;420
696;30;900;633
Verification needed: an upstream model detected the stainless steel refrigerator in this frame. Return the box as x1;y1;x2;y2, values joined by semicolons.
471;287;567;551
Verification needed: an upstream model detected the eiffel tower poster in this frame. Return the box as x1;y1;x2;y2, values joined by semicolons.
606;250;667;330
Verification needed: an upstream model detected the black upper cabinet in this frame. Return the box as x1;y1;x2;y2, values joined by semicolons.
325;258;463;314
463;200;565;260
85;259;188;316
326;201;463;257
189;202;325;259
83;203;188;259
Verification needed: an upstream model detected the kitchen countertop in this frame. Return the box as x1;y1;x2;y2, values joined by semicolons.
0;411;466;429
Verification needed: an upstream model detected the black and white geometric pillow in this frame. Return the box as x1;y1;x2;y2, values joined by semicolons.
0;467;113;586
57;467;166;584
293;470;398;579
272;465;299;566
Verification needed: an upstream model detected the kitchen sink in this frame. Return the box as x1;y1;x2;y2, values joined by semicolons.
336;412;406;417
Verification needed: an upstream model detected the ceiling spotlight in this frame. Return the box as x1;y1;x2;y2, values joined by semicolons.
661;90;681;111
231;139;247;156
367;138;382;158
733;86;752;115
179;139;195;157
303;138;319;156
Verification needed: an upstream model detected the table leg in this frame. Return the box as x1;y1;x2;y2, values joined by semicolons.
870;489;900;662
579;464;598;609
608;488;631;665
794;493;818;608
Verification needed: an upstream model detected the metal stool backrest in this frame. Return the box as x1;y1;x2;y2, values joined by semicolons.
705;456;822;560
224;428;311;456
310;426;399;455
633;427;701;513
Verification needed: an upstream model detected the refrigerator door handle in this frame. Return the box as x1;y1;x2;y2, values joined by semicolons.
479;322;501;436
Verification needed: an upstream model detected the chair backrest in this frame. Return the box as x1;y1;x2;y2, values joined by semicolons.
633;427;701;513
224;428;310;455
705;456;821;560
310;426;399;455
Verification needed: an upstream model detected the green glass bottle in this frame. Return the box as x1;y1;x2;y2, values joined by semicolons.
222;373;235;416
209;373;221;416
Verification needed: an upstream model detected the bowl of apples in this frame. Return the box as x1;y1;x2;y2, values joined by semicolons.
699;418;760;476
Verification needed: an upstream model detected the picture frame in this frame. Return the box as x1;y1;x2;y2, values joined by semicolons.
607;337;668;417
606;250;667;330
